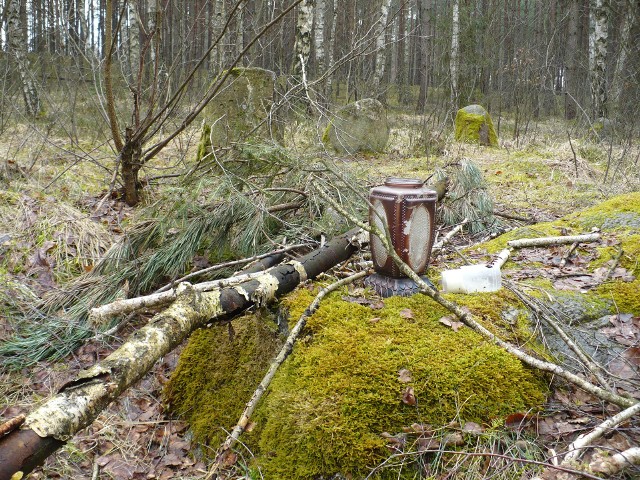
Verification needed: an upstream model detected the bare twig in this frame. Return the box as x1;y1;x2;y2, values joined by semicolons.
493;210;536;223
604;246;624;281
206;269;370;479
505;280;613;392
432;218;468;253
559;242;579;268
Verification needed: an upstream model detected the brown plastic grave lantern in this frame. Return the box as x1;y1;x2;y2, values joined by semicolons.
365;178;437;297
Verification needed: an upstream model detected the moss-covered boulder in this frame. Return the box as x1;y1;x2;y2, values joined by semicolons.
324;98;390;154
165;289;546;478
165;192;640;479
197;67;282;162
454;104;498;146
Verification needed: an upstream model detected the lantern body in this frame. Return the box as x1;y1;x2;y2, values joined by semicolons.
369;178;437;278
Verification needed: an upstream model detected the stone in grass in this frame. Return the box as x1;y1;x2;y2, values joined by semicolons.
324;98;389;154
197;67;282;161
454;104;498;147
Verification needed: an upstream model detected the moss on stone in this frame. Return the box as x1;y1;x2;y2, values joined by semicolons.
195;123;212;164
595;278;640;316
563;191;640;231
165;286;546;479
255;291;546;479
163;311;283;447
454;105;498;147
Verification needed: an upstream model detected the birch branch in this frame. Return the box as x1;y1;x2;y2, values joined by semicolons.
154;243;308;293
590;446;640;476
563;401;640;463
206;269;370;479
507;233;600;248
312;184;635;409
0;228;366;479
90;270;270;324
530;402;640;480
432;218;468;253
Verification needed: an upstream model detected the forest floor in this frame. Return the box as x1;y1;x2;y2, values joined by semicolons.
1;111;639;479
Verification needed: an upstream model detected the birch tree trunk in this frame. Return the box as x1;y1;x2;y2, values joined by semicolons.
611;0;635;114
128;0;140;83
565;0;579;120
416;0;432;112
372;0;392;98
590;0;609;120
212;0;225;72
294;0;313;79
7;0;41;117
325;0;338;99
450;0;460;110
314;0;325;77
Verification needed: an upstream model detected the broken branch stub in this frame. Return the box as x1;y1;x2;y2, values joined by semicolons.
0;228;366;480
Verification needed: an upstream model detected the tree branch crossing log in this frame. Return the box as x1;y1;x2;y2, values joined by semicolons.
0;228;367;480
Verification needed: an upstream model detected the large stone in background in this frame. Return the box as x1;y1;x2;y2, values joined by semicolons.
454;104;498;146
198;67;281;159
324;98;389;154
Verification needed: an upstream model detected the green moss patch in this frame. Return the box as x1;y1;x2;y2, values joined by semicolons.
256;291;545;478
454;105;498;146
163;311;283;446
165;287;546;479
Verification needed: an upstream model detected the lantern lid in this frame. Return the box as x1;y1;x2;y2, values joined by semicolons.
384;177;424;187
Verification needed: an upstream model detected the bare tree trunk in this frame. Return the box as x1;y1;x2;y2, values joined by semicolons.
314;0;325;78
294;0;313;78
7;0;40;117
565;0;579;120
450;0;460;110
212;0;225;72
611;1;632;108
416;0;432;112
128;0;140;82
372;0;392;98
325;0;338;99
590;0;609;120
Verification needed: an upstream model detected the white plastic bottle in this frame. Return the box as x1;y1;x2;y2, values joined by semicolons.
441;264;502;293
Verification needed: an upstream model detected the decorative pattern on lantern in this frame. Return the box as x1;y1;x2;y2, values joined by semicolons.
365;178;437;297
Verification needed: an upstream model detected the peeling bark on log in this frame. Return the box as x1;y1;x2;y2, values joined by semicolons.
0;228;366;480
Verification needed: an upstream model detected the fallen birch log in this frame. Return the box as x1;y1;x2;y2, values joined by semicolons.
507;233;600;248
0;228;367;480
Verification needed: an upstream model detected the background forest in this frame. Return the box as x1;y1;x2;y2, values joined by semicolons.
1;0;640;479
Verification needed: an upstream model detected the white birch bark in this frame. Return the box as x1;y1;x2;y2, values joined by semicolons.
590;0;609;119
7;0;40;117
294;0;314;78
325;0;338;97
314;0;325;74
236;1;244;61
128;0;140;81
372;0;392;94
450;0;460;108
212;0;225;72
